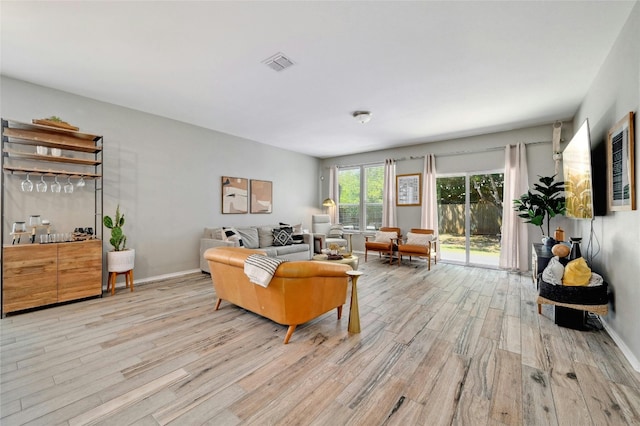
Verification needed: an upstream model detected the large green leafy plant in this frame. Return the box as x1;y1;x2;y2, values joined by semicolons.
103;205;127;251
513;175;565;237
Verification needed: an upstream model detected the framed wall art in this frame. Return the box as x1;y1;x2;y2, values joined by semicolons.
250;179;272;214
221;176;248;214
396;173;422;206
607;111;635;211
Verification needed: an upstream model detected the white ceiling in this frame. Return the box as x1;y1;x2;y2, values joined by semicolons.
1;1;636;158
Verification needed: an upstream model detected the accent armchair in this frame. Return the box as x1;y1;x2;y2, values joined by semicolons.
397;228;437;270
311;214;348;253
364;227;402;264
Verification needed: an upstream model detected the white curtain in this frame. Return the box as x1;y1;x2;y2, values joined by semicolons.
329;165;339;223
499;143;529;271
382;159;397;227
421;154;439;259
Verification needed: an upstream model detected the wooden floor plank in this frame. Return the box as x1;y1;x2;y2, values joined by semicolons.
0;263;638;425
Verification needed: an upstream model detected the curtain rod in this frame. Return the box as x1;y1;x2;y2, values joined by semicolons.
334;140;551;168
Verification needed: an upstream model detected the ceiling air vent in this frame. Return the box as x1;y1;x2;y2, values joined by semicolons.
263;53;295;72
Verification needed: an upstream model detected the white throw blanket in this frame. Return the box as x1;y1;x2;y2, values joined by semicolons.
244;254;286;287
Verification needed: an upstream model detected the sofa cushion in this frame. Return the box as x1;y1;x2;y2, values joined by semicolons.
223;227;244;247
204;227;223;240
237;227;260;249
258;226;275;248
275;244;309;256
260;246;279;257
273;227;293;246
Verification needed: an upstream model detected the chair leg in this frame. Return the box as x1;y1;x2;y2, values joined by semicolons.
337;305;343;319
214;298;222;310
284;325;297;344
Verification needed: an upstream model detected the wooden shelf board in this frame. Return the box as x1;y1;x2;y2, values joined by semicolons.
2;128;102;153
4;119;100;140
3;149;101;166
3;165;101;178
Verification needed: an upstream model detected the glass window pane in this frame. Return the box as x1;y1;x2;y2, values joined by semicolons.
437;173;504;267
338;168;360;230
364;165;383;230
469;173;503;266
437;176;466;263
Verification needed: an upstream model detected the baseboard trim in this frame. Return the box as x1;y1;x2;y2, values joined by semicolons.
136;269;202;285
600;317;640;373
107;268;202;289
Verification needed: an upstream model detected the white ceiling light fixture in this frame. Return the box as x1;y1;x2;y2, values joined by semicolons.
353;111;372;124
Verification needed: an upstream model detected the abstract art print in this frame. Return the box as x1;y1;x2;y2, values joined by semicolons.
250;180;272;214
221;176;248;214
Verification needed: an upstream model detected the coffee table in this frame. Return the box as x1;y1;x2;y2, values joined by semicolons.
312;254;359;270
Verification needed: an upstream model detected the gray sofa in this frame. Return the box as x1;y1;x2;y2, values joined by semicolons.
199;226;313;273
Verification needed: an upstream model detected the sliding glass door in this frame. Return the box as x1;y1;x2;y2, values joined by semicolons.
437;171;503;267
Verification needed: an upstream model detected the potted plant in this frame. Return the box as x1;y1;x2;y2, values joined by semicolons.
103;204;135;272
513;175;565;245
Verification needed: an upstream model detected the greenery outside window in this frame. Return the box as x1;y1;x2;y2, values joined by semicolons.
338;164;384;231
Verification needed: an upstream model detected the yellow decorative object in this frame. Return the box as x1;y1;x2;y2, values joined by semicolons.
551;244;570;258
554;227;565;242
562;257;591;286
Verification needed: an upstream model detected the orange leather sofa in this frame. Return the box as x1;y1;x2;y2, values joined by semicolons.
204;246;351;344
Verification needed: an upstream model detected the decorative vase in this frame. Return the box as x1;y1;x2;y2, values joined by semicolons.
569;238;582;260
107;249;135;272
542;236;556;247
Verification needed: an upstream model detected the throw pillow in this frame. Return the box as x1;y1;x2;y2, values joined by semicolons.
204;227;223;240
258;226;275;248
405;232;434;246
237;227;259;249
328;224;344;238
562;257;591;286
272;227;293;246
374;231;398;243
542;256;564;285
280;222;303;234
222;227;244;247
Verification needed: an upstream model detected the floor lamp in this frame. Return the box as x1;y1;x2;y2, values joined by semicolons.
322;198;336;214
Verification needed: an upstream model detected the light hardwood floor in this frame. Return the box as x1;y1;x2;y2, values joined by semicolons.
2;257;639;425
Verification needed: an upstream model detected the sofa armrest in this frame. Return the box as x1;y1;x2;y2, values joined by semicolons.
313;233;325;253
301;233;314;258
200;238;233;272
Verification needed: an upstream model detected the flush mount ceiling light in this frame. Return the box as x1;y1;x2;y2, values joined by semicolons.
352;111;372;124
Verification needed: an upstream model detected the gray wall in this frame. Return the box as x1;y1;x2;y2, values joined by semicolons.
1;77;321;282
321;123;574;254
573;2;640;369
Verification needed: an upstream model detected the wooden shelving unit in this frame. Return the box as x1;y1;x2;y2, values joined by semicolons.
1;118;104;316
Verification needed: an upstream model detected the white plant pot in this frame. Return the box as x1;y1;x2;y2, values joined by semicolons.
107;249;135;272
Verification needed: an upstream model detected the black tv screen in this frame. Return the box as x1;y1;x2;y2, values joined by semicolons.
563;119;595;219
